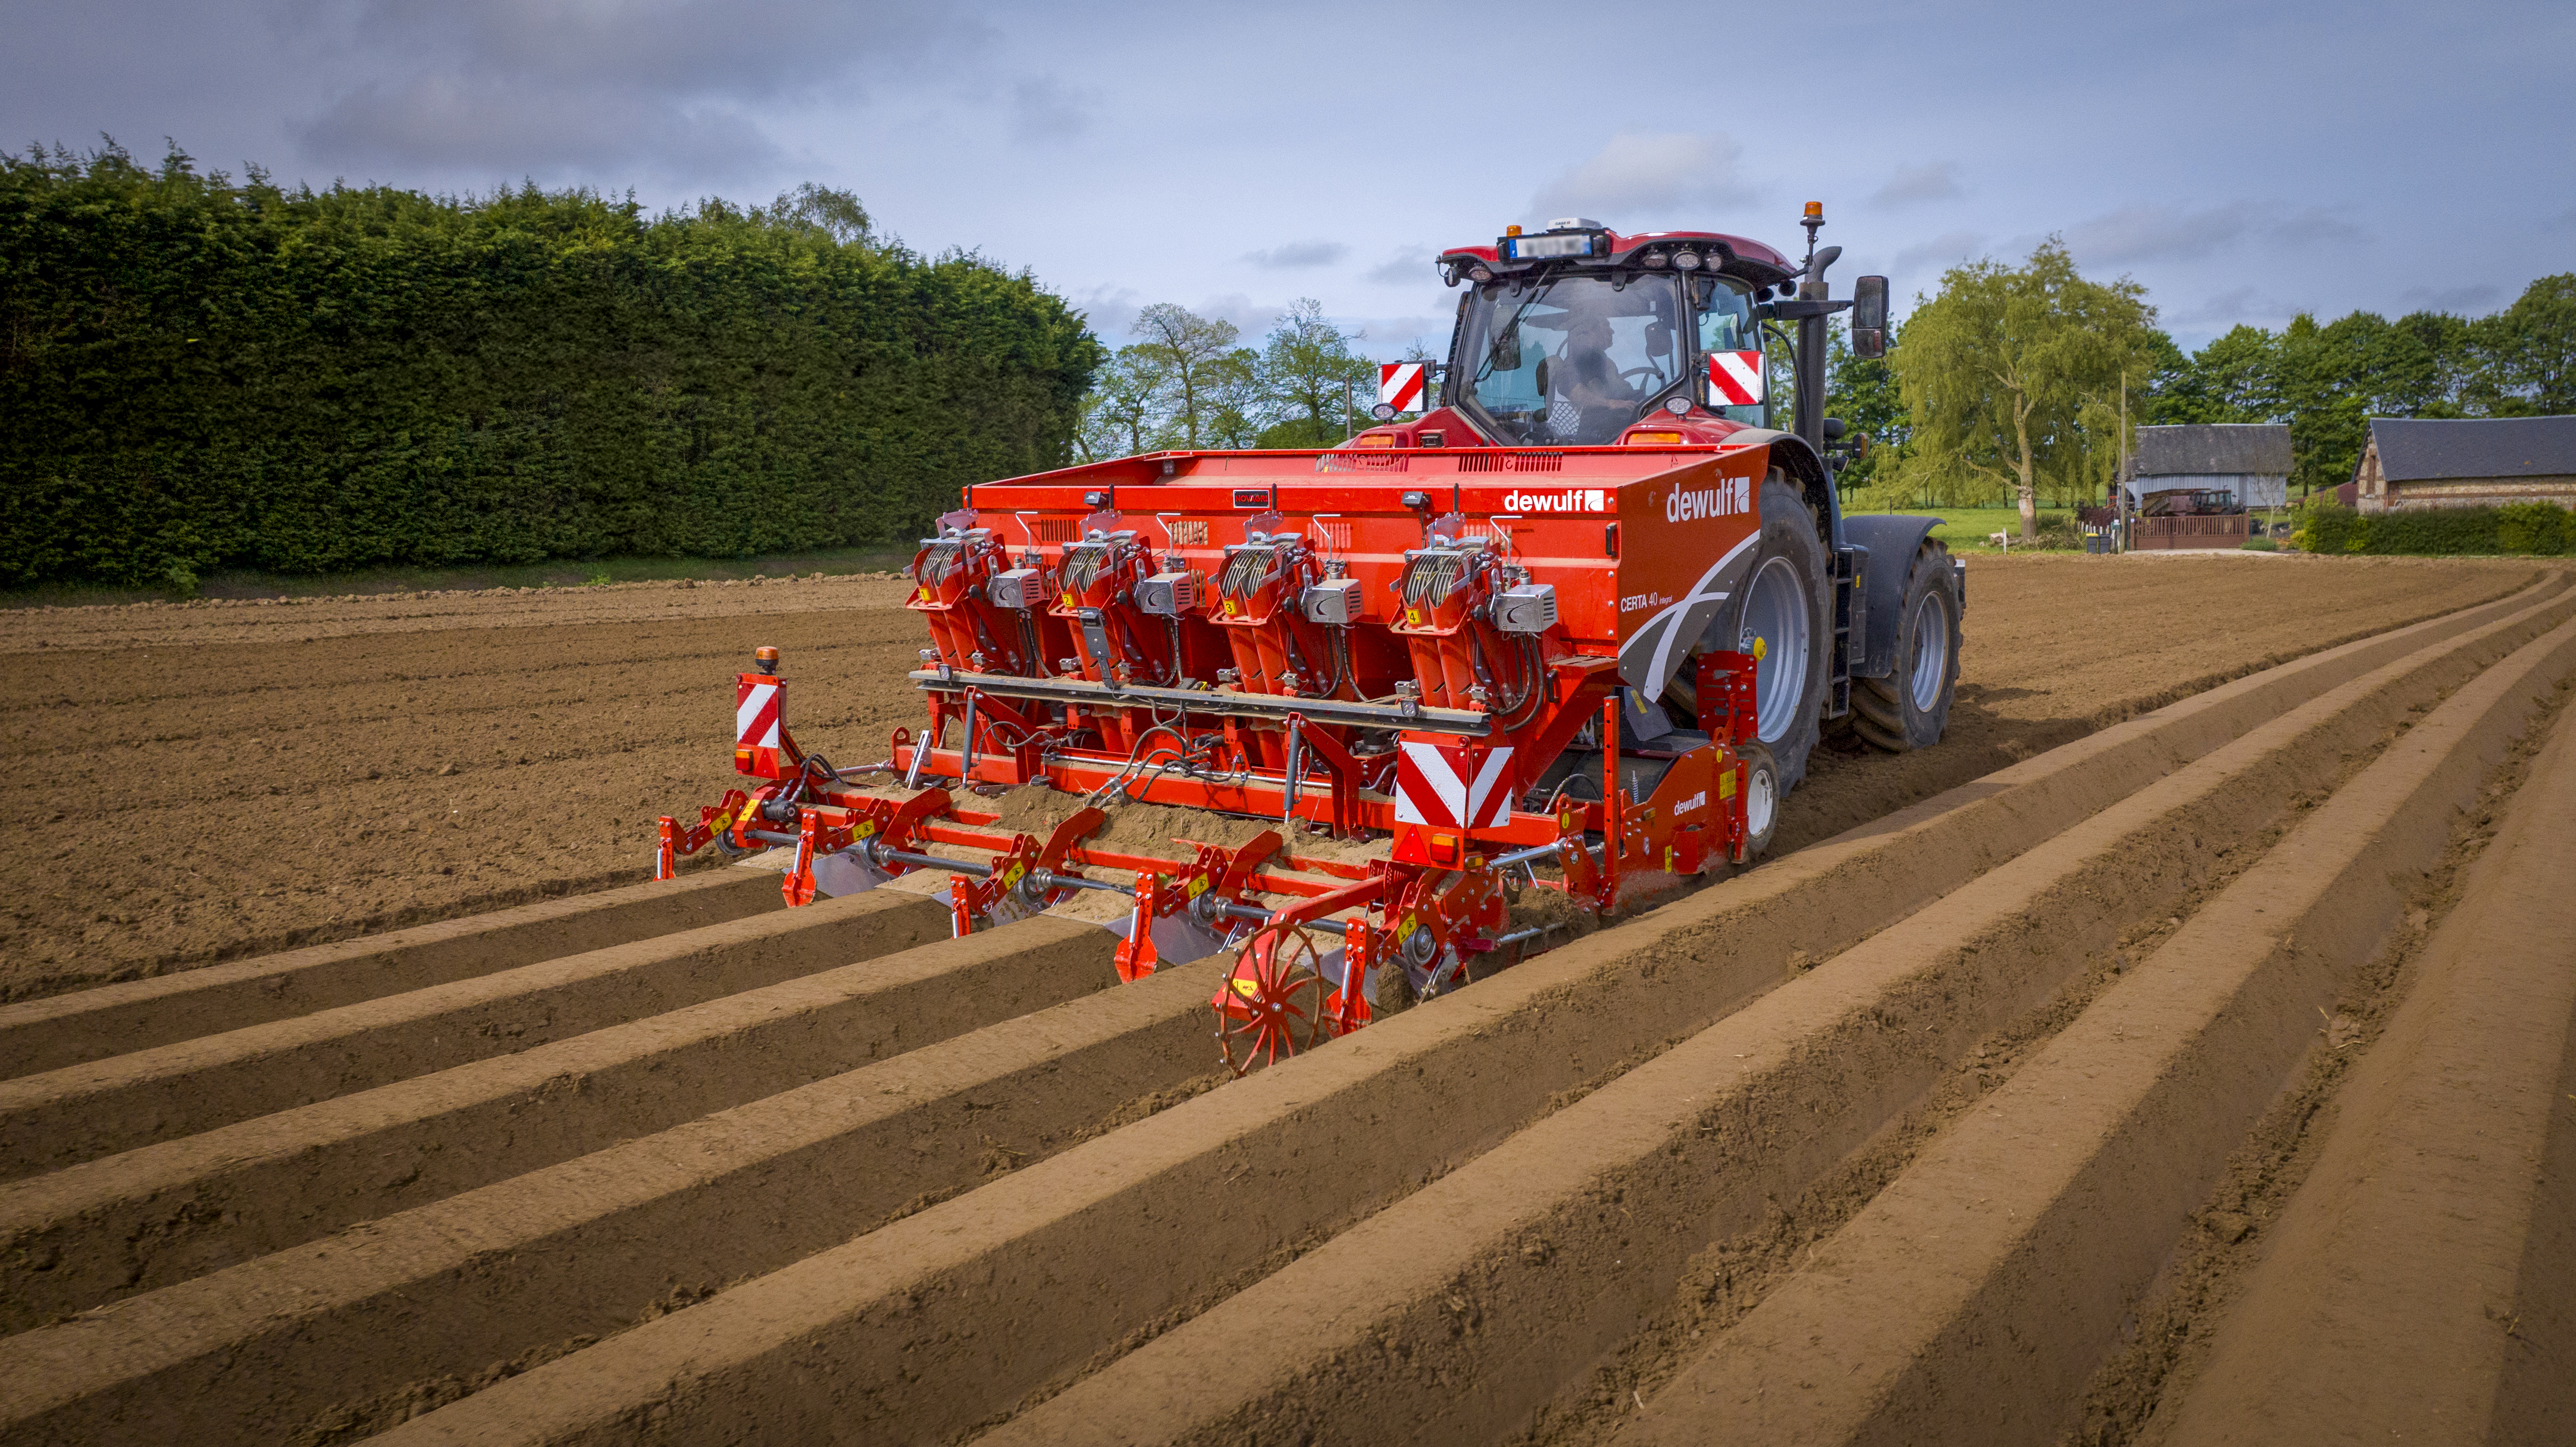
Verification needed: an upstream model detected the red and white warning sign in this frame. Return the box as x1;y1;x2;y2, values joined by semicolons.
1394;740;1515;830
736;678;782;751
1707;350;1765;406
1378;361;1427;413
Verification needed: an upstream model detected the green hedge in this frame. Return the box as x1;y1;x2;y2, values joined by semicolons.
2293;499;2572;556
1;146;1103;587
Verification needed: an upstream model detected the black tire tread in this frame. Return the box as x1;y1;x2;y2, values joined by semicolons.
1852;538;1961;755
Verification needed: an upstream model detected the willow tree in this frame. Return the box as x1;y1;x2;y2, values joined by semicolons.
1890;240;2159;538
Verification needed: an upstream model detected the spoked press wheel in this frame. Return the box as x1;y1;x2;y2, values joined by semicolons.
1214;923;1329;1076
1851;539;1963;752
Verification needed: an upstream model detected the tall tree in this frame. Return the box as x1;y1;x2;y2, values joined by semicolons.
1889;240;2159;537
1826;316;1908;497
1256;299;1373;448
1129;303;1242;448
2473;273;2576;415
1075;346;1168;461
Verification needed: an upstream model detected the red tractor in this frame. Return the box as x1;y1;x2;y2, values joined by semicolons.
659;205;1964;1072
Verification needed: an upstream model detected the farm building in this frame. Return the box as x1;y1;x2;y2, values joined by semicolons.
2123;424;2293;510
2353;415;2576;513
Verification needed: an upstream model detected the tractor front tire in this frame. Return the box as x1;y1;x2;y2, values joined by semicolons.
1851;539;1963;752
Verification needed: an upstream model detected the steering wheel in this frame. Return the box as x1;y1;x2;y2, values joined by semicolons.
1618;365;1661;391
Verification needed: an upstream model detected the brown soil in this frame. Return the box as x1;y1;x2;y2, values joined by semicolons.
0;556;2539;1003
5;570;2574;1447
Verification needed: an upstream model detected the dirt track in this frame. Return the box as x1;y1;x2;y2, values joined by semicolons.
3;555;2574;1444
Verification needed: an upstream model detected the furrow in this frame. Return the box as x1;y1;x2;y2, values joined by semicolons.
0;868;786;1079
2155;698;2576;1443
0;914;1120;1331
0;952;1226;1444
1614;612;2576;1445
0;889;949;1178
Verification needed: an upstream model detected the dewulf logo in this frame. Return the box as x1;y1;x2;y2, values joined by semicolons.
1504;488;1607;513
1665;476;1752;523
1675;790;1707;817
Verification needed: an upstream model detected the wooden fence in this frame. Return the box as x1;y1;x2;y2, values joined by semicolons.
2132;514;2251;550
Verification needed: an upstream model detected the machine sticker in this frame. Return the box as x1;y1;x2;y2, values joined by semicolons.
1502;488;1608;514
1665;476;1752;523
1614;530;1760;705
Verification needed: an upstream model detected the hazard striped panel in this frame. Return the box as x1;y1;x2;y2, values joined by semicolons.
1394;740;1515;830
1379;362;1427;413
1707;350;1764;406
735;676;788;777
736;679;782;749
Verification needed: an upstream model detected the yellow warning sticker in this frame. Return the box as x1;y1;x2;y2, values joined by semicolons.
1406;608;1422;626
1186;875;1211;898
918;587;932;602
1396;913;1418;940
1003;863;1024;888
1719;772;1735;798
1222;599;1239;616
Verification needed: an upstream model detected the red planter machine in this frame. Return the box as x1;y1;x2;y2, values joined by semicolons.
658;442;1778;1071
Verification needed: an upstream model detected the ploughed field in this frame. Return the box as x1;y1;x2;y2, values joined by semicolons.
3;552;2573;1444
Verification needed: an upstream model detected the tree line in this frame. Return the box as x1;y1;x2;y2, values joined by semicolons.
1076;300;1381;459
1;142;1100;588
1830;241;2574;535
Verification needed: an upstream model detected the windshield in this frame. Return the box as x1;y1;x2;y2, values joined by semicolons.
1455;273;1686;445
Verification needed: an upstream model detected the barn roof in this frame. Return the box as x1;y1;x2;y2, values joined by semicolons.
2134;424;2293;477
2368;415;2576;482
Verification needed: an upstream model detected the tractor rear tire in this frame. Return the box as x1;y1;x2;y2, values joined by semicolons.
1850;538;1963;752
1702;472;1830;793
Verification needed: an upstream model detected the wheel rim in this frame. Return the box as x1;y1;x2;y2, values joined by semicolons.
1745;762;1777;838
1214;924;1328;1077
1743;556;1811;743
1907;592;1951;712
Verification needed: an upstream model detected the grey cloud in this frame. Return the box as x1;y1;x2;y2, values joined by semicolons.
1365;248;1435;286
2271;206;2368;248
2060;201;2370;268
2165;286;2272;327
1892;229;1985;278
321;0;976;98
1528;132;1757;229
1072;284;1146;343
291;0;977;181
1196;292;1285;342
2062;203;2261;266
2400;282;2503;313
1010;77;1099;143
298;76;781;179
1872;161;1961;206
1243;240;1348;269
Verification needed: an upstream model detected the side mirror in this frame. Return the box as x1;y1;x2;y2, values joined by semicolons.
1851;275;1889;359
1822;416;1847;441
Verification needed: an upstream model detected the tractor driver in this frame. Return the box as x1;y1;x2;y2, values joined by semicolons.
1553;314;1632;415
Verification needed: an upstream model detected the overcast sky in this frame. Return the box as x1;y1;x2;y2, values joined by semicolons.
7;0;2569;356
